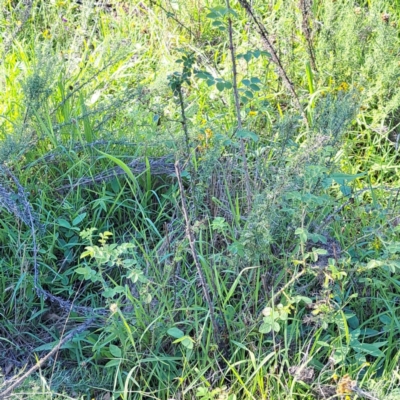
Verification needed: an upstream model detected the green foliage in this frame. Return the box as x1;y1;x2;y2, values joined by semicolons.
1;0;400;399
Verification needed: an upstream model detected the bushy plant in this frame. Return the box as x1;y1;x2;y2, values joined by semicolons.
1;1;400;399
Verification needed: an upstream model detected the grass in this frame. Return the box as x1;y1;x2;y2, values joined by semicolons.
0;0;400;399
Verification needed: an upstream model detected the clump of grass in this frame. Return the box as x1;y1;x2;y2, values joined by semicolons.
1;1;400;399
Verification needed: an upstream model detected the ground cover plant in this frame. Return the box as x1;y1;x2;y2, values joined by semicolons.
0;0;400;399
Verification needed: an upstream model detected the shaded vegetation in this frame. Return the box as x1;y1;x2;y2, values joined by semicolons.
0;0;400;399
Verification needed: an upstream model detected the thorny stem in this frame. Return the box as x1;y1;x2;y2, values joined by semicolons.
177;86;191;159
299;0;317;71
237;0;307;124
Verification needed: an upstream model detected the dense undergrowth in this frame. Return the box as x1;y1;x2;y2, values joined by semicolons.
1;0;400;399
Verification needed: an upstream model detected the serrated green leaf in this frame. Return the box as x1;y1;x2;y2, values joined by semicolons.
340;184;352;196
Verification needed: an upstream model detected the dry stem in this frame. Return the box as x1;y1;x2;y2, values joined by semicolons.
0;318;95;399
174;161;221;345
238;0;307;123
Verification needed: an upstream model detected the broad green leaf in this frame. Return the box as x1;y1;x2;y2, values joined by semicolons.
80;247;95;258
386;242;400;253
206;11;218;19
279;311;288;321
261;50;272;58
332;345;349;364
330;172;366;184
250;84;260;91
216;81;225;91
340;184;352;196
212;20;224;27
105;359;121;368
259;322;272;333
312;248;328;255
181;337;194;349
167;327;184;339
173;335;194;348
379;315;392;324
351;342;386;357
243;53;251;62
295;228;308;243
102;288;117;298
109;344;122;358
57;219;71;229
195;70;212;80
72;213;86;226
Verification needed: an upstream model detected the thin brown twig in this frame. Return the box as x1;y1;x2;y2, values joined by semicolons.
269;269;306;306
237;0;307;123
299;0;317;71
0;318;95;399
56;156;175;193
148;0;192;36
174;161;221;345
